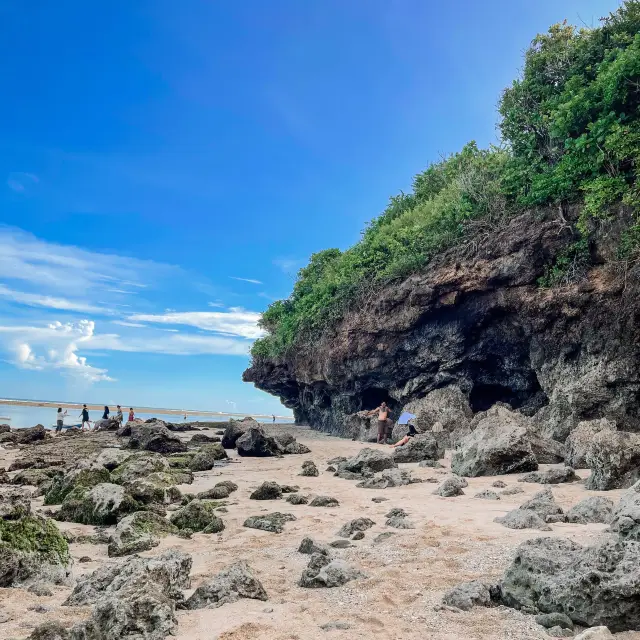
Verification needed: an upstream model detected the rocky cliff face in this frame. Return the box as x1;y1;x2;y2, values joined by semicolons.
244;207;640;441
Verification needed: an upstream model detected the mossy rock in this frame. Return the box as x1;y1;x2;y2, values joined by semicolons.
44;467;111;505
169;499;225;533
125;472;184;505
110;452;172;484
107;511;178;557
57;483;140;526
12;468;62;489
0;515;69;565
189;444;228;472
167;453;196;469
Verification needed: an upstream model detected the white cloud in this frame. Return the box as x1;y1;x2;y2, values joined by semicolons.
208;301;224;308
127;308;264;339
7;172;39;193
112;320;146;328
0;284;107;314
229;276;263;285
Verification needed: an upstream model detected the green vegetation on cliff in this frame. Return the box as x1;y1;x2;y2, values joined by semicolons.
253;3;640;358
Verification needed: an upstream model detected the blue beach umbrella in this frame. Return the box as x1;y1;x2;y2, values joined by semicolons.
397;412;416;425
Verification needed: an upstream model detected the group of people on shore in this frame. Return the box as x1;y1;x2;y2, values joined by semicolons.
55;405;135;433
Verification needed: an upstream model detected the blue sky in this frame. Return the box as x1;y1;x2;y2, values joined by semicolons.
0;0;621;413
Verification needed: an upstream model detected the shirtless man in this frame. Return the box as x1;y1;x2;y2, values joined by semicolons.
367;402;390;444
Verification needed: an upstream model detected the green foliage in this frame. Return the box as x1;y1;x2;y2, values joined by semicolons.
253;2;640;358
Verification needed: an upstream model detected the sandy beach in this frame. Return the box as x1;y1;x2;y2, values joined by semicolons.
1;423;638;640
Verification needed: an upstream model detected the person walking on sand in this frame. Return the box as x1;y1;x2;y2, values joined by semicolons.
272;414;276;424
366;401;391;444
128;408;135;422
116;405;123;426
80;404;90;431
55;407;67;435
102;405;110;420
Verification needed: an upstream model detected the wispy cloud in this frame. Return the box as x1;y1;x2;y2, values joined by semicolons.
229;276;263;285
127;308;263;339
273;257;304;275
7;172;39;193
112;320;146;328
0;284;107;314
208;301;224;308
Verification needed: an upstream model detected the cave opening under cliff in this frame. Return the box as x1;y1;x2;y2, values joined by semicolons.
469;376;547;413
360;387;398;412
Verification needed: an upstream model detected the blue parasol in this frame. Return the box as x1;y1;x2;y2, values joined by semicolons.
397;412;416;425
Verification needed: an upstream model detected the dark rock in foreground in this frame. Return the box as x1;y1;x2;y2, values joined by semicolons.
337;517;375;538
250;481;282;500
299;554;365;588
566;496;614;525
519;467;578;485
236;427;281;457
127;422;187;454
243;512;296;533
442;580;496;611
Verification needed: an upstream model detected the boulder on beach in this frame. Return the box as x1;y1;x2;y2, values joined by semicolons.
44;465;111;505
518;467;578;485
519;487;564;521
189;443;228;471
127;422;187;454
341;448;396;475
110;452;172;484
299;555;366;588
300;460;319;477
170;499;224;533
392;433;441;463
566;496;614;524
108;511;177;557
494;509;552;531
442;580;496;611
585;430;640;490
433;476;467;497
356;468;418;489
609;480;640;540
298;537;331;556
250;481;282;500
309;495;339;507
337;517;375;538
565;418;617;468
56;482;139;526
0;486;32;519
243;512;296;533
14;425;48;445
185;561;267;609
236;427;280;457
221;417;258;449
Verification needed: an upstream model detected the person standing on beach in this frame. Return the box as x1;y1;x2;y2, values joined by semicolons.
102;406;110;420
272;414;276;423
366;401;391;444
80;404;90;431
55;407;67;434
116;405;123;425
128;408;135;422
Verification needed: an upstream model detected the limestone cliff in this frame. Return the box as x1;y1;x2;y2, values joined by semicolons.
244;207;640;441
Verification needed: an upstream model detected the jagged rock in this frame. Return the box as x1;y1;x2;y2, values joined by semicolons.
283;441;311;454
519;487;564;520
565;419;617;468
352;531;365;540
442;580;494;611
44;466;111;505
492;480;507;488
28;621;70;640
474;489;501;500
501;486;524;496
93;417;121;432
0;515;71;587
535;612;574;630
13;425;48;445
28;583;54;596
300;460;319;477
327;456;347;466
357;468;419;489
433;477;467;497
127;422;187;454
385;507;408;518
573;628;614;639
215;480;238;493
494;509;552;531
189;443;228;471
189;433;221;445
337;517;375;538
298;537;331;555
250;481;282;500
299;556;366;588
0;486;32;519
94;448;131;471
169;500;224;533
386;515;414;529
335;470;369;481
9;456;64;471
329;539;354;548
273;433;295;448
286;493;309;505
221;418;256;449
243;512;296;533
110;453;172;484
609;480;640;540
64;548;191;606
342;448;396;474
528;434;565;465
309;496;339;507
197;485;231;500
124;472;183;505
371;497;388;503
519;467;578;485
280;484;299;493
107;511;177;557
452;406;539;477
392;433;441;463
566;496;614;524
585;430;640;490
236;427;280;457
500;536;640;632
185;560;267;609
57;482;139;525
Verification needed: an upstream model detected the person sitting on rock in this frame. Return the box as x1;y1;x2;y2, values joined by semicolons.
391;423;419;448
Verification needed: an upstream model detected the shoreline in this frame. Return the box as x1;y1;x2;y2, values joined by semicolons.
0;398;292;421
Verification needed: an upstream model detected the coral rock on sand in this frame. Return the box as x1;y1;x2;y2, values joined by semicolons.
566;496;614;524
127;422;187;454
221;418;255;449
56;482;139;526
341;448;397;474
236;427;281;457
0;486;32;519
386;515;415;529
188;444;228;471
573;628;614;640
492;480;507;488
107;511;177;557
309;496;339;507
535;612;574;630
185;561;267;609
385;508;408;518
494;509;552;531
169;500;224;533
197;484;231;500
299;554;366;588
474;489;501;500
337;518;375;538
565;418;617;468
250;481;282;500
442;580;495;611
585;430;640;490
519;487;564;520
433;477;467;497
392;433;440;463
188;433;221;445
609;480;640;540
243;512;296;533
286;493;309;505
357;468;419;489
298;537;331;556
500;537;640;631
14;425;48;445
28;621;70;640
110;453;172;484
300;460;319;477
518;467;578;485
501;486;524;496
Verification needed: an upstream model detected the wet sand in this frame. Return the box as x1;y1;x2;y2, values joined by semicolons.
1;424;639;640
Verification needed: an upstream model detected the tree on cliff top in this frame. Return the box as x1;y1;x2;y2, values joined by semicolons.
253;1;640;360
